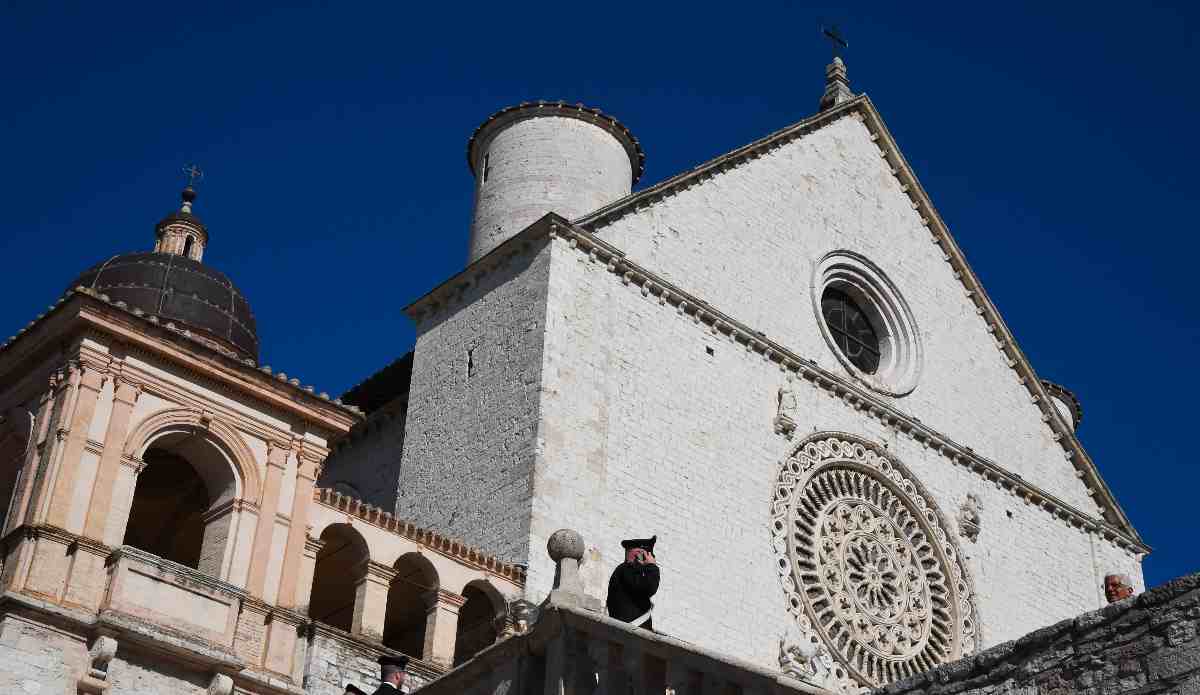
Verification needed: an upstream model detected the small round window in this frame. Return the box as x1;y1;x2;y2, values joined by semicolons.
813;252;923;396
820;288;880;374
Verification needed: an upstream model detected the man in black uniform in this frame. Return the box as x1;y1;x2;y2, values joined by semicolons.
371;654;408;695
606;536;660;630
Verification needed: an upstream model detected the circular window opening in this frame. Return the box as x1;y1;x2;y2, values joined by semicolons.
820;288;881;374
813;252;923;396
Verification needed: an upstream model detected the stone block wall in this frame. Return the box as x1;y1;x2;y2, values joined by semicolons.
304;628;437;695
523;232;1142;672
590;113;1100;514
879;572;1200;695
398;241;553;563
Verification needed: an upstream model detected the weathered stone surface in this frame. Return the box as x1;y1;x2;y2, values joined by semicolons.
880;573;1200;695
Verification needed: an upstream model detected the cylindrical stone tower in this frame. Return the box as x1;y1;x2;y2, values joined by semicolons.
466;101;645;263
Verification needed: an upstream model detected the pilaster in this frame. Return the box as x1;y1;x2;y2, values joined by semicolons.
423;588;466;667
82;375;141;542
277;447;321;608
246;439;289;597
45;360;107;530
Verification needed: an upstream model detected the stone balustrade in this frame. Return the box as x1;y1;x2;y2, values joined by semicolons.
415;529;832;695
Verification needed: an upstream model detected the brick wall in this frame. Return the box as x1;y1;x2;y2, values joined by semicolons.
879;573;1200;695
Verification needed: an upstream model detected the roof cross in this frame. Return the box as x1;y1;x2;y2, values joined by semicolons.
821;24;848;58
182;163;204;188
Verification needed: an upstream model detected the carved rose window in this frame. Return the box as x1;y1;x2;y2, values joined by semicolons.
771;434;977;690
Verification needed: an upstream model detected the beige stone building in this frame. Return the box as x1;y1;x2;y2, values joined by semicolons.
0;58;1148;695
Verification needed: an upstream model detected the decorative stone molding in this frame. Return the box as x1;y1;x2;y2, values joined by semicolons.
496;216;1145;554
312;487;526;583
121;407;261;504
771;433;978;689
0;287;363;426
206;673;234;695
561;95;1142;550
812;251;923;397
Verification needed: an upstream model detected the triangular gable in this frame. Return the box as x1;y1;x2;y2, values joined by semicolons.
574;95;1144;550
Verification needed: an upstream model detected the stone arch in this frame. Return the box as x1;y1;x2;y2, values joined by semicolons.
384;552;439;658
453;578;507;666
309;523;370;633
123;408;260;503
0;407;34;534
119;408;261;580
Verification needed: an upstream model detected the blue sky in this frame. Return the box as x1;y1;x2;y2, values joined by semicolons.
1;2;1195;588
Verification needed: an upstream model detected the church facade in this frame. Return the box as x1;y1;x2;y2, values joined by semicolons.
0;58;1146;694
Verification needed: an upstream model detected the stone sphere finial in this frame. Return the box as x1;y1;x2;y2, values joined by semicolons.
547;529;585;562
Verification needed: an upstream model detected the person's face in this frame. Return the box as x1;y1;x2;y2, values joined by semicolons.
626;548;647;563
1105;576;1132;602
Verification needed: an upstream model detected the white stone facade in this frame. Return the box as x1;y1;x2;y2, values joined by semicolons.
0;76;1148;694
394;96;1147;685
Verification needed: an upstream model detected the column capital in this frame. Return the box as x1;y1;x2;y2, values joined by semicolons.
358;560;398;586
423;588;467;610
266;439;291;469
112;376;143;404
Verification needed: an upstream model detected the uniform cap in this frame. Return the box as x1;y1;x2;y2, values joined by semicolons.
620;535;656;552
379;654;410;669
344;685;367;695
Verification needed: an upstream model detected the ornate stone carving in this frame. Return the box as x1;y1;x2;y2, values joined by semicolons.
772;434;977;689
774;376;800;438
958;493;982;543
779;624;843;692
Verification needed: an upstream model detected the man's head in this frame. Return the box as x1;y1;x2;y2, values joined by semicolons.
1104;574;1134;603
621;536;657;563
378;654;409;688
344;685;367;695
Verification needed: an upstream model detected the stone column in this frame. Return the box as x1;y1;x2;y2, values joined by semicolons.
45;361;106;530
82;376;140;541
422;588;467;667
277;448;320;609
246;440;289;596
352;560;396;641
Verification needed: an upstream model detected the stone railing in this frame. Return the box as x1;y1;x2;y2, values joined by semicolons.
414;529;832;695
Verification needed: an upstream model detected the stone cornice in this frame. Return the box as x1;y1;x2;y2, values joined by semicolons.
312;488;527;584
568;95;1140;550
407;214;1146;554
0;289;364;432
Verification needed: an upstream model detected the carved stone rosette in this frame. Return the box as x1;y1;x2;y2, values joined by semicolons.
771;434;977;690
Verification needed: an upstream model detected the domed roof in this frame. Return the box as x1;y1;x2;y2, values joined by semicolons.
68;251;258;359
